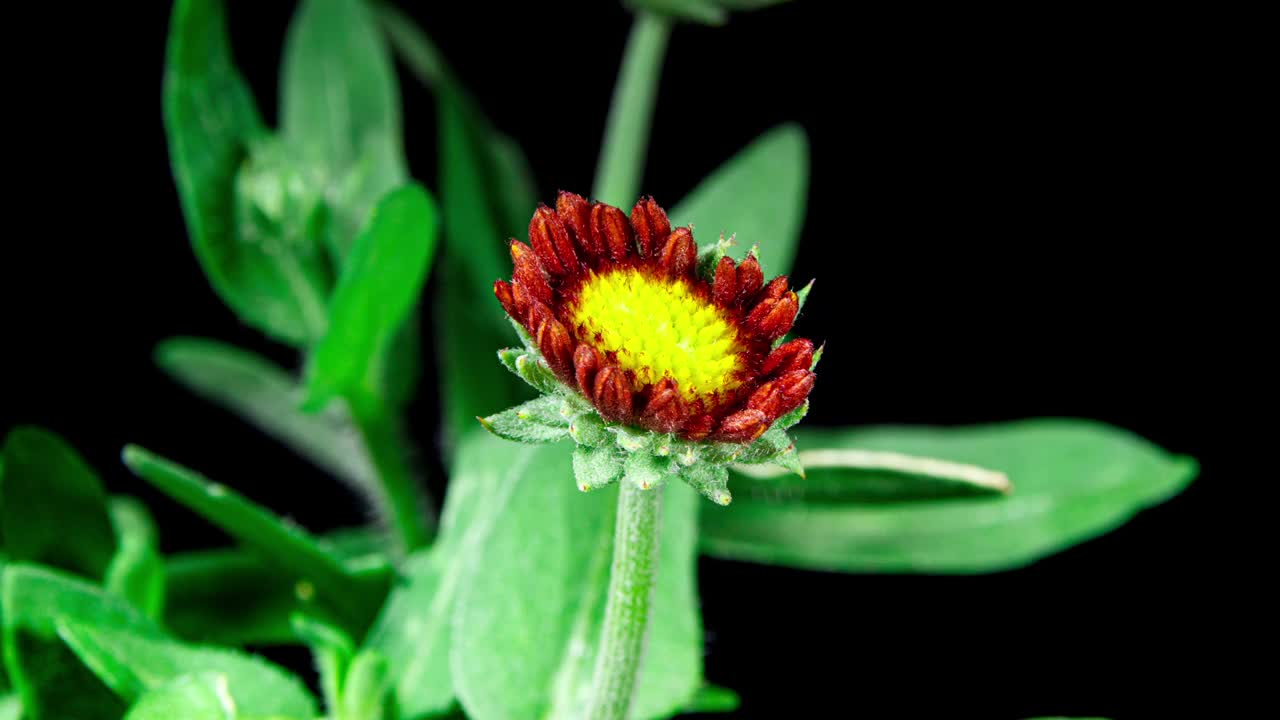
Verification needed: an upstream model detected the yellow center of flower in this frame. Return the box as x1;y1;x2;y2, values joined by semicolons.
572;268;742;398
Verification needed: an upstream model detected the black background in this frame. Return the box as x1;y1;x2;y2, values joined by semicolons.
6;2;1227;718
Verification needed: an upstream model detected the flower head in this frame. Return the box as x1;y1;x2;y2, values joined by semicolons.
484;192;818;503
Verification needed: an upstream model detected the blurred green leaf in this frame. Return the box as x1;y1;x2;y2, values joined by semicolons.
291;613;353;713
105;497;166;621
626;0;796;24
682;684;741;714
435;98;535;452
671;123;809;277
58;620;317;717
377;6;536;452
123;672;241;720
364;548;449;717
2;564;163;719
701;420;1198;573
730;446;1011;502
164;0;327;344
451;434;702;720
164;547;300;647
281;0;407;259
338;650;392;720
156;337;376;493
164;529;388;648
303;183;439;409
592;12;671;207
0;694;18;720
122;446;388;632
0;427;116;579
363;429;514;718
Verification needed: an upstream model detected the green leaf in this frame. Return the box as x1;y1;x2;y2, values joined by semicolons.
124;673;240;720
303;184;438;408
451;436;702;720
0;694;19;720
164;548;300;647
105;497;166;620
479;396;572;444
670;123;809;277
700;420;1198;573
364;549;451;718
364;430;536;719
339;650;392;720
122;446;387;631
625;0;797;25
291;613;353;713
0;427;116;578
57;620;317;716
2;564;164;719
281;0;407;259
163;0;325;344
730;442;1012;503
682;684;741;714
379;8;539;452
164;530;389;647
155;337;376;493
435;97;534;452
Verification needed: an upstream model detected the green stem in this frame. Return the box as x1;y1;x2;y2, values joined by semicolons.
346;389;434;553
586;482;664;720
593;11;672;207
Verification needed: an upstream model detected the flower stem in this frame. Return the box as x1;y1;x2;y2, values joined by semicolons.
346;388;434;553
593;11;672;207
586;482;664;720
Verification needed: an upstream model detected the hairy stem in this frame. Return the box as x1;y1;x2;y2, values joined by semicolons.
593;11;672;207
586;482;664;720
346;389;434;553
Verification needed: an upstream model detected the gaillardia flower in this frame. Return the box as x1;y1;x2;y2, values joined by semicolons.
482;192;818;504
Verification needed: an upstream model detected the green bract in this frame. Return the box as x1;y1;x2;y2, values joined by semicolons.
480;321;810;506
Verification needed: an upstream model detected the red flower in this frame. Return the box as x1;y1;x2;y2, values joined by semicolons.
495;193;815;444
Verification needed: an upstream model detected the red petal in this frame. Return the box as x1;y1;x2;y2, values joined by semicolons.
712;256;738;307
736;254;764;304
762;338;815;376
593;365;634;423
592;204;634;263
658;228;697;277
630;197;671;259
640;376;685;434
574;344;602;401
556;191;598;261
715;409;770;443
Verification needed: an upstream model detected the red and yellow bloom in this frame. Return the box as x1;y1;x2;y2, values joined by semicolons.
494;192;815;444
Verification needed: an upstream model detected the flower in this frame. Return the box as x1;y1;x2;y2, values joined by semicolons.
495;192;815;441
484;192;817;503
